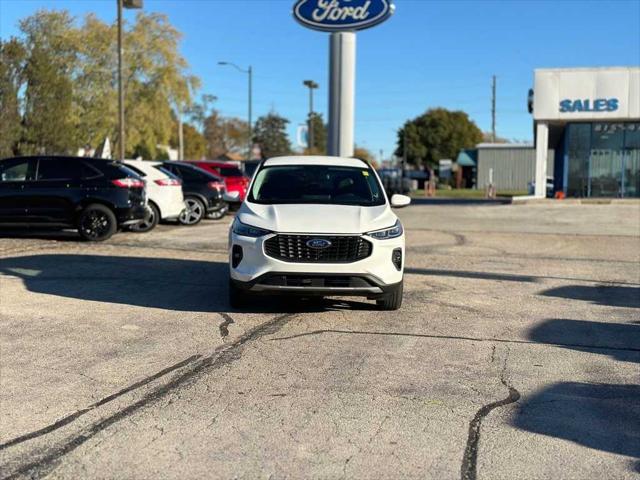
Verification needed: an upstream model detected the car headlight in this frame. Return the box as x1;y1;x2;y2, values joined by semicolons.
232;218;271;238
367;220;403;240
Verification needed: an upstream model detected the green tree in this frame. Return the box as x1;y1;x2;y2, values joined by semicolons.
223;117;250;156
253;112;292;159
0;39;26;158
304;112;327;154
74;14;117;150
203;112;249;159
395;108;483;167
170;122;205;160
353;145;378;169
20;10;78;154
122;12;199;158
6;9;199;158
182;124;206;159
187;94;217;133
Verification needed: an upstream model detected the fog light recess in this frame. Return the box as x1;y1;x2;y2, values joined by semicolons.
392;248;402;271
232;245;243;268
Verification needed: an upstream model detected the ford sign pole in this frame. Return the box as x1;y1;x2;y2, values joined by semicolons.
328;32;356;157
293;0;394;158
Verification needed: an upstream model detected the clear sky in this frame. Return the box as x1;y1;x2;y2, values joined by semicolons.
1;0;639;160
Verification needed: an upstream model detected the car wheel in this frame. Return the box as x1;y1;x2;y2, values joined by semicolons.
228;278;249;309
179;197;205;226
207;203;228;220
130;203;159;233
78;204;117;242
376;281;403;311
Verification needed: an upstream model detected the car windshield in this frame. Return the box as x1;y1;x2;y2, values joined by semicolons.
249;164;385;206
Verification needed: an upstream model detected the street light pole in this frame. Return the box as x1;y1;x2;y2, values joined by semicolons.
116;0;142;161
117;0;124;160
248;66;252;160
303;80;318;151
218;61;253;160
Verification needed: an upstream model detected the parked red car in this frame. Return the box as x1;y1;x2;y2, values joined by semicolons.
192;161;250;202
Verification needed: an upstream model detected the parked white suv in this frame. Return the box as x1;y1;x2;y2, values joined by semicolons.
124;160;185;232
228;156;410;310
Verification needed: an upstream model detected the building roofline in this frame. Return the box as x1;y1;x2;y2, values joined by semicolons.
476;143;533;149
534;66;640;73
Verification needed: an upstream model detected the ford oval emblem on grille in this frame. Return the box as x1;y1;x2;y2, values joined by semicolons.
306;238;332;249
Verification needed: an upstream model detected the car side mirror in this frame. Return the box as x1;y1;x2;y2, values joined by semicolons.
390;194;411;208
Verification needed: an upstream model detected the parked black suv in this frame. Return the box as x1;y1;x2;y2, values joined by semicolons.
0;156;147;241
160;161;227;225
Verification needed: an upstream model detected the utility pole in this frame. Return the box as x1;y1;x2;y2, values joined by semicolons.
303;80;318;151
491;75;496;143
116;0;143;161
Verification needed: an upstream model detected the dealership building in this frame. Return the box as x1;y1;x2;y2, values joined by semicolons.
531;66;640;198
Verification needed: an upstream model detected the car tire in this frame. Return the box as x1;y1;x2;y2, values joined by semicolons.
207;203;228;220
179;196;205;226
78;204;117;242
129;202;159;233
228;278;249;309
376;281;403;311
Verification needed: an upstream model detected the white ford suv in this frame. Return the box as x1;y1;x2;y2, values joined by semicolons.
228;156;410;310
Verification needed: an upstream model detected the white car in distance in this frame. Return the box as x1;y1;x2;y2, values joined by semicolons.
124;160;185;232
229;156;411;310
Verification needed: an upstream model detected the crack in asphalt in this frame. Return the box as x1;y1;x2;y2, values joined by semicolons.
460;350;520;480
0;354;202;452
218;313;235;339
1;313;296;480
269;329;640;353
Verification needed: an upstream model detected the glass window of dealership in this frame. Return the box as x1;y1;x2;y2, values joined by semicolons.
531;67;640;198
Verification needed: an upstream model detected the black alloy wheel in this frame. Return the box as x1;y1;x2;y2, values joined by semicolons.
78;204;117;241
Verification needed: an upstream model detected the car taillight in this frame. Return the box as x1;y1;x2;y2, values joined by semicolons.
112;178;144;188
207;181;225;191
155;178;182;186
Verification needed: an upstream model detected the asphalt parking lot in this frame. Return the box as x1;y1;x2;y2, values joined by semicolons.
1;202;639;480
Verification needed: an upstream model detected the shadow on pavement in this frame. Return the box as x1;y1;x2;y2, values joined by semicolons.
0;254;378;314
516;318;640;472
512;382;640;469
0;254;228;313
540;285;640;308
0;228;81;242
405;267;538;283
527;318;640;362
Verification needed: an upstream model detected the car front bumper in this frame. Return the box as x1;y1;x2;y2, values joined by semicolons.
229;232;404;295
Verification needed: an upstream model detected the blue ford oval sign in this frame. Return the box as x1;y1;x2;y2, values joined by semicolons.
293;0;395;32
306;238;332;249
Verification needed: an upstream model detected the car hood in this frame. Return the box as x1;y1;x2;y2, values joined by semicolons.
237;203;397;234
